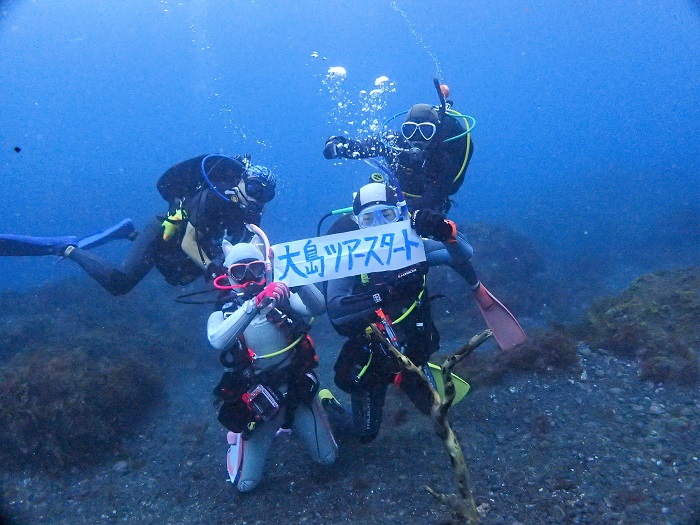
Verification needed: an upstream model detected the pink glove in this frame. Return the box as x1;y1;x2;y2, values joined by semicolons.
254;282;291;310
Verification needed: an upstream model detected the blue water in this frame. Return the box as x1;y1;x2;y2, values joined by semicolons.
1;0;698;292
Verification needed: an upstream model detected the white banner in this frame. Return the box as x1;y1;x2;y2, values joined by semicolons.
270;221;426;287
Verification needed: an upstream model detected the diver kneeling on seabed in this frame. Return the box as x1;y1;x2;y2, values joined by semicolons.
206;226;337;492
319;180;527;443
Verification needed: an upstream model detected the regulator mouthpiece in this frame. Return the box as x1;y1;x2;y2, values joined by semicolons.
408;146;424;162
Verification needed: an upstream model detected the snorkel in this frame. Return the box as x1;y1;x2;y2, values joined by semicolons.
433;77;447;121
316;206;354;236
245;223;273;283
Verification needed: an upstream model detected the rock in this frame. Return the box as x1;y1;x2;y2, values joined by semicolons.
113;460;129;475
649;402;665;415
575;268;700;385
666;417;690;431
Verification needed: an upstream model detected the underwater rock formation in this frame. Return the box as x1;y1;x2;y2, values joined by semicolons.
496;326;580;374
0;278;206;472
452;326;581;388
0;347;164;471
425;222;585;388
429;222;548;340
576;267;700;385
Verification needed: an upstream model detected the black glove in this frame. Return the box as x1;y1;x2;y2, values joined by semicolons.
323;136;348;159
205;262;227;282
411;209;456;242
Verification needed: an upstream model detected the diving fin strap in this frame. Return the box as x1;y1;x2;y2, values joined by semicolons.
472;282;527;351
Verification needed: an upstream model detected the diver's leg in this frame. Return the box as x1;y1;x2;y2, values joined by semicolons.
321;383;387;443
66;218;161;295
325;337;388;443
424;233;479;287
291;397;338;465
399;370;434;416
225;431;243;485
319;389;355;435
350;381;388;443
235;415;279;492
399;320;438;416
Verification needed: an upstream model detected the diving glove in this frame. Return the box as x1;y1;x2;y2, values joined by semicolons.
254;282;290;310
323;136;348;159
411;209;457;242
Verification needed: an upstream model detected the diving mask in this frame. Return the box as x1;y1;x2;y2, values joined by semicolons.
243;166;276;203
357;204;401;229
401;121;437;141
228;260;266;282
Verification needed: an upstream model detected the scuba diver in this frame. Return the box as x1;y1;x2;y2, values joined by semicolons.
323;79;474;214
207;234;337;492
61;154;276;295
319;181;526;443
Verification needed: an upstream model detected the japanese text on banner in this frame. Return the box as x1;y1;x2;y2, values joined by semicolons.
271;221;425;287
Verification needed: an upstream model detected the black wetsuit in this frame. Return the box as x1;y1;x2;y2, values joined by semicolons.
335;114;473;213
67;155;260;295
323;216;439;443
322;212;482;442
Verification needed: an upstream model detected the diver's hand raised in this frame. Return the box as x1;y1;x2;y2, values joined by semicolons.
254;282;290;310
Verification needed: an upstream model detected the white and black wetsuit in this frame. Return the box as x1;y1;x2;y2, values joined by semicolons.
324;215;476;443
66;155;258;295
207;284;338;493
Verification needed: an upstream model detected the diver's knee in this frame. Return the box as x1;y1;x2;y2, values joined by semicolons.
108;274;139;295
237;477;262;493
359;432;379;444
109;286;132;296
319;450;337;465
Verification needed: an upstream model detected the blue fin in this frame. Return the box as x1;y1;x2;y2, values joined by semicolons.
0;219;135;256
0;234;80;256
